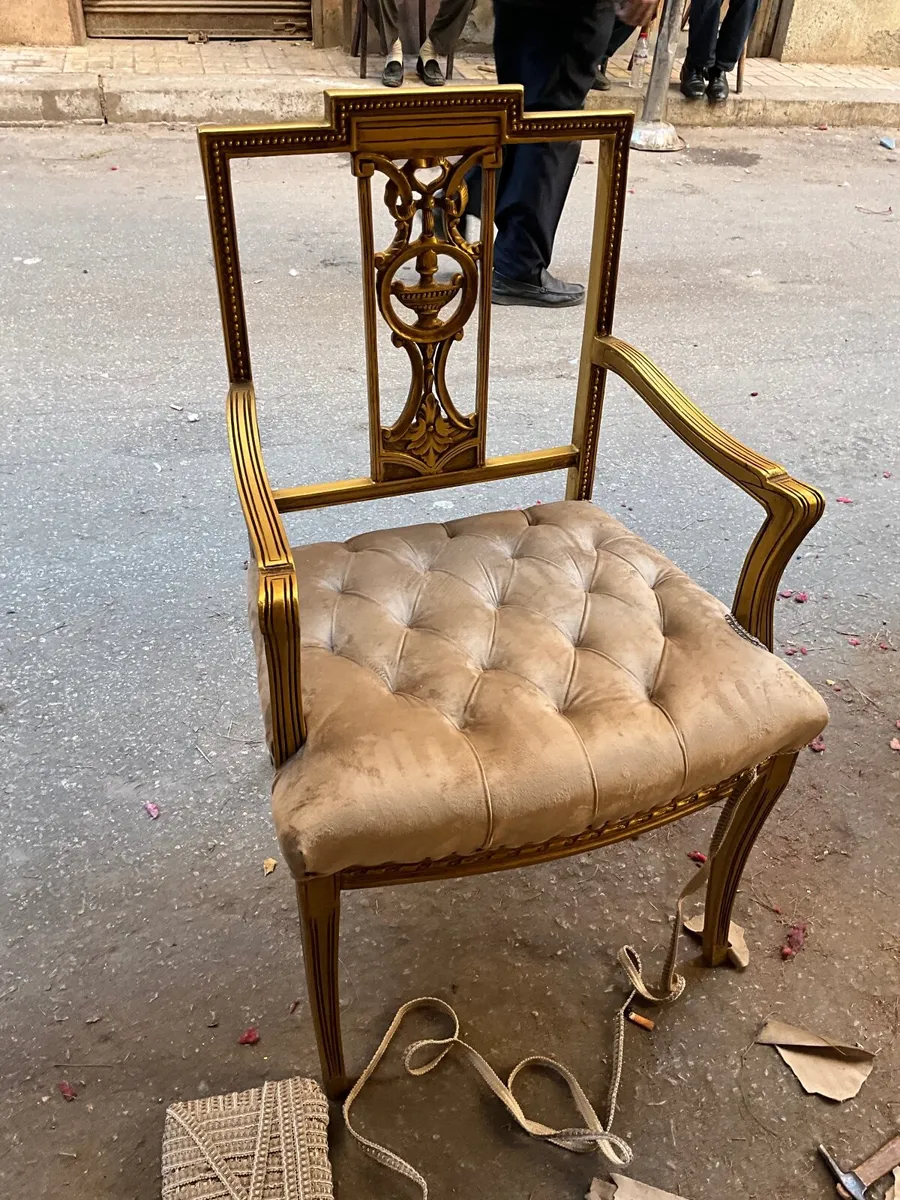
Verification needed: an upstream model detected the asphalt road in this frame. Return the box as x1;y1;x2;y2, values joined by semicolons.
0;124;898;1200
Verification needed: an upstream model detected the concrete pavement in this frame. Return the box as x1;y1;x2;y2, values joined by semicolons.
2;40;900;126
0;124;898;1200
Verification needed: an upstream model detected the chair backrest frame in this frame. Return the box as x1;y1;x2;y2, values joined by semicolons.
199;87;633;513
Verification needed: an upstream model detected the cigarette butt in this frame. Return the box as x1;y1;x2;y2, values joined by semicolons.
627;1011;655;1032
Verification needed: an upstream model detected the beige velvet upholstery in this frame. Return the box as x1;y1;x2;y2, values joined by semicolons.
253;502;827;877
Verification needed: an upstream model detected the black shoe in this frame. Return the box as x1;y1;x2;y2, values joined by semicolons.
492;268;585;308
381;60;403;88
591;63;611;91
679;62;706;100
416;56;444;86
706;66;729;103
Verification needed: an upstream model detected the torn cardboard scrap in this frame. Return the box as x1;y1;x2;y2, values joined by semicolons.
587;1181;617;1200
613;1175;689;1199
587;1177;690;1200
683;912;750;970
756;1020;874;1101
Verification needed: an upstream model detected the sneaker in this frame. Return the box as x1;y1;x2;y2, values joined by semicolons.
679;62;706;100
706;66;729;103
381;60;403;88
492;268;585;308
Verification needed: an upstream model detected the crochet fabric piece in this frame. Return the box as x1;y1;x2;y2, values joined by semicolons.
161;1077;332;1200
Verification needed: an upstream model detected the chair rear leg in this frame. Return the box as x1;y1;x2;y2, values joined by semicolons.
702;752;798;966
359;0;368;80
297;876;350;1100
351;0;361;58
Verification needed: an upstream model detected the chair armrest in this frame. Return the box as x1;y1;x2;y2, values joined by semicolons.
228;383;305;765
592;336;825;650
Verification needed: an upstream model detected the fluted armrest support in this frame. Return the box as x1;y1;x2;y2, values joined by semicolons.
228;383;305;765
593;337;825;649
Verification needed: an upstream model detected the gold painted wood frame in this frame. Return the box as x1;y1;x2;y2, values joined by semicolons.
199;88;824;1100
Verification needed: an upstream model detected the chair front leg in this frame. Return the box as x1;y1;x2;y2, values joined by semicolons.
297;876;350;1100
702;752;798;966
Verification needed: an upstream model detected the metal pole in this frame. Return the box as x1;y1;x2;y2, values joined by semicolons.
631;0;684;152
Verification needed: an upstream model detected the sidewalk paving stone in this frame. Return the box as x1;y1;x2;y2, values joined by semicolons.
1;39;899;127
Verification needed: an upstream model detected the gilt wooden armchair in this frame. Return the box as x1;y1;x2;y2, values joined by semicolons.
199;88;828;1100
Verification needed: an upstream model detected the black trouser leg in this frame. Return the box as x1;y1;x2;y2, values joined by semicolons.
594;3;618;70
714;0;760;71
428;0;475;55
686;0;721;71
371;0;400;53
490;0;609;282
606;17;637;59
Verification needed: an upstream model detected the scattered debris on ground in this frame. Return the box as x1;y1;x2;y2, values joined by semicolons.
589;1174;691;1199
782;920;809;958
757;1020;875;1101
683;913;750;969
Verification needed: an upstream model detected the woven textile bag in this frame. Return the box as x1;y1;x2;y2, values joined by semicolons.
161;1077;333;1200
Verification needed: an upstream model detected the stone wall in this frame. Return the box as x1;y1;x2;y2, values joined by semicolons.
0;0;84;44
777;0;900;66
461;0;492;48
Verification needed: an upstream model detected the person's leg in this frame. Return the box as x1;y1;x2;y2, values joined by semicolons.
427;0;475;56
593;15;637;88
492;0;607;290
370;0;404;85
370;0;400;52
714;0;760;70
418;0;473;83
685;0;721;70
705;0;757;101
607;16;637;58
590;3;618;90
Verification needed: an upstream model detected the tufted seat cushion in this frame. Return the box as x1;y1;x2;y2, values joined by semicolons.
254;502;828;877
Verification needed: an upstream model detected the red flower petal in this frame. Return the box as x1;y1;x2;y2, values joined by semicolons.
687;850;707;865
785;921;808;951
58;1081;77;1101
238;1027;260;1045
809;736;826;753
